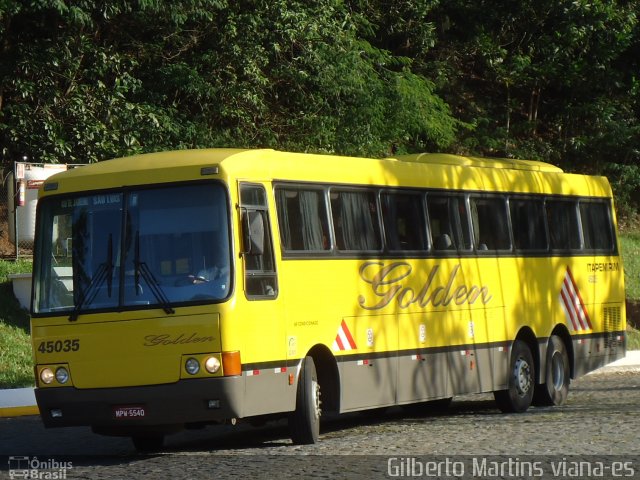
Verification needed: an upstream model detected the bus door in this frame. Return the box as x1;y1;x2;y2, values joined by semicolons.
237;182;291;416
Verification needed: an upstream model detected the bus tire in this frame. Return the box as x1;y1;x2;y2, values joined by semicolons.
289;356;321;445
494;340;535;413
131;434;164;453
534;335;570;406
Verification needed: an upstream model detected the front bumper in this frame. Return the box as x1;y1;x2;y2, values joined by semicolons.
35;376;244;432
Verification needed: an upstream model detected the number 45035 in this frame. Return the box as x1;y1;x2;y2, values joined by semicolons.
37;339;80;354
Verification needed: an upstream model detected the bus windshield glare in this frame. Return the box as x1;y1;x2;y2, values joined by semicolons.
33;183;231;315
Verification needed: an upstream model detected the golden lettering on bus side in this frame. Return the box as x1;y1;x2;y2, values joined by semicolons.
358;261;493;311
587;262;619;273
358;261;410;310
143;333;215;347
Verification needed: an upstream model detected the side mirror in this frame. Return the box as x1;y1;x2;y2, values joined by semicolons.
241;209;265;255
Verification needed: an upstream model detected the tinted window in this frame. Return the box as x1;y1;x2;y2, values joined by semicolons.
381;192;428;251
33;184;232;315
427;194;472;251
580;201;614;251
546;200;581;250
240;184;277;298
510;198;548;251
275;187;330;252
330;189;382;251
470;196;511;251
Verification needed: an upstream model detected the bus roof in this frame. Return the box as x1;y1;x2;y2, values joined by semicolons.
40;148;610;199
390;153;563;173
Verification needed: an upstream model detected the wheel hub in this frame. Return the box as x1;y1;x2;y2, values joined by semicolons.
312;379;321;420
551;351;565;391
513;357;532;396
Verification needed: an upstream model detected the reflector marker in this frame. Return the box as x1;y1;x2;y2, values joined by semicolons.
560;266;592;331
332;320;357;351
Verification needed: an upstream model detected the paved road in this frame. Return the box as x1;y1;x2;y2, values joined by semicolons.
1;367;639;479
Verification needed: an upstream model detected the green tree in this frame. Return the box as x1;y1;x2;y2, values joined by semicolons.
0;1;166;163
426;0;639;169
0;0;459;165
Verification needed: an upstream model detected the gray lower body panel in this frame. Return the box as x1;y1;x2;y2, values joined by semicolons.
36;376;245;432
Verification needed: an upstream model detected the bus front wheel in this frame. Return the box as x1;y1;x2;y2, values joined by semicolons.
289;356;321;444
494;340;535;413
534;335;570;406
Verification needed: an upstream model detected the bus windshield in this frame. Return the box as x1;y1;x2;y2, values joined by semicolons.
33;182;231;316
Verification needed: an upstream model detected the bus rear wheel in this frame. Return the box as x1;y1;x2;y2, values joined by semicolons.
494;340;535;413
289;356;321;444
534;335;570;406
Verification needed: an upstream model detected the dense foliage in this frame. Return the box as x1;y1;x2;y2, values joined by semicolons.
1;1;639;213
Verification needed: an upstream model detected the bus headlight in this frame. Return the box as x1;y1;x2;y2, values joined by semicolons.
40;368;54;385
185;358;200;375
204;356;221;374
55;367;70;384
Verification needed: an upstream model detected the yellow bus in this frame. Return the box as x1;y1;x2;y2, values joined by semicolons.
30;149;625;451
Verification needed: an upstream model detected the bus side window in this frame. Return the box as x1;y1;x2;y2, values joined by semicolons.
330;189;382;252
381;192;428;251
275;187;330;252
546;200;581;251
580;201;614;251
427;194;472;252
469;196;511;252
509;198;548;251
240;184;278;299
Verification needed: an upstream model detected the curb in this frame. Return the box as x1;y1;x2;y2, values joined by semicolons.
588;350;640;374
1;351;639;419
0;387;38;418
0;405;39;418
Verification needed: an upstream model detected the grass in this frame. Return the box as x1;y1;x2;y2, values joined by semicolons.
620;229;640;350
620;231;640;301
627;326;640;350
0;259;34;388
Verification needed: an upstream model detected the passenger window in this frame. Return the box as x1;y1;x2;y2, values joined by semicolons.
580;201;614;251
330;189;382;251
427;194;472;252
240;183;278;298
509;198;548;251
275;187;330;252
381;192;428;251
470;196;511;251
546;200;581;250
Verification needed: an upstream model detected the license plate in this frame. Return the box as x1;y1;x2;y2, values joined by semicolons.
113;405;146;419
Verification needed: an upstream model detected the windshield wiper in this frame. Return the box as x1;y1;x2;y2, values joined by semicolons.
134;231;175;315
69;234;114;322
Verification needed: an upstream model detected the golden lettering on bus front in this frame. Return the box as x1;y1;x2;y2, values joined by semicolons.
358;261;493;311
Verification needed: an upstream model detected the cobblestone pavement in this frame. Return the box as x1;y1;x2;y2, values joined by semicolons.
1;368;639;479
